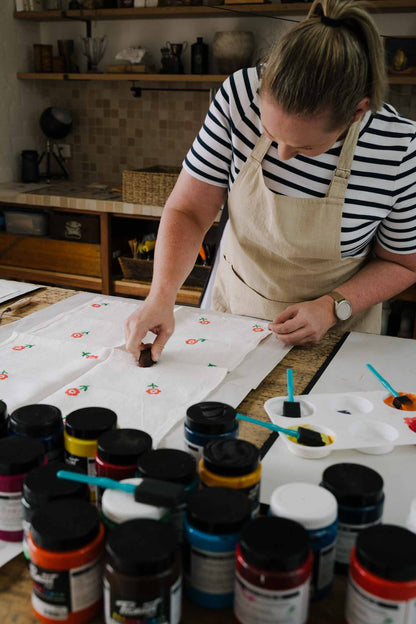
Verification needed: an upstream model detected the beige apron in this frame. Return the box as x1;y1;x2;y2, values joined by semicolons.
212;118;381;334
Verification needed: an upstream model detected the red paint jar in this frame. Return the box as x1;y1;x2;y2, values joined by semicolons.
234;516;312;624
28;499;105;624
95;428;152;480
0;437;45;542
346;524;416;623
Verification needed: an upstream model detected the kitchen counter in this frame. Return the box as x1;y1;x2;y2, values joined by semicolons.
0;181;165;217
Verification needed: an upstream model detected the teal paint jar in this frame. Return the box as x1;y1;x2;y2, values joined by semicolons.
184;402;238;462
184;487;250;609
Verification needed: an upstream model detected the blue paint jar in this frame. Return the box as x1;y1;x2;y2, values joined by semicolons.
270;482;338;601
9;404;64;462
0;401;8;438
184;402;238;461
137;449;198;540
184;486;250;609
321;463;384;574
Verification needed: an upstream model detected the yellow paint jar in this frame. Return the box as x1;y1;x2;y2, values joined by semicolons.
64;407;118;502
199;439;261;517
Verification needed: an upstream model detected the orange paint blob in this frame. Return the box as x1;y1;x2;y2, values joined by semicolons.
383;392;416;411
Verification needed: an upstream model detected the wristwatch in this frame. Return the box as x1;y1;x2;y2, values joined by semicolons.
327;291;353;321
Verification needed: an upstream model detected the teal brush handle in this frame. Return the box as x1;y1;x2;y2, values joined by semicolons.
57;470;137;494
287;368;294;402
366;363;399;397
236;413;300;440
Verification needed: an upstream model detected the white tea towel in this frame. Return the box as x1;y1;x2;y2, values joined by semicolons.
167;307;271;371
41;349;227;445
0;331;110;412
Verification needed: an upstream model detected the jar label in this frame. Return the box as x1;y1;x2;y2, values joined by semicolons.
65;451;97;501
104;575;182;624
30;556;102;616
234;572;310;624
316;539;336;591
346;577;416;624
336;521;381;565
185;544;236;595
0;490;23;532
200;480;260;517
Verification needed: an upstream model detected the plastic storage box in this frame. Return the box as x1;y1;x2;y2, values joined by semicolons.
4;211;48;236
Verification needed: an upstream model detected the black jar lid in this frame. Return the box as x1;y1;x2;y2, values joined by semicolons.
97;428;152;466
23;463;90;508
203;439;260;477
321;463;384;507
106;519;177;575
186;402;237;435
240;517;310;572
65;407;117;440
137;449;197;485
10;404;63;437
356;524;416;582
0;401;7;426
187;487;250;534
31;500;100;552
0;437;44;476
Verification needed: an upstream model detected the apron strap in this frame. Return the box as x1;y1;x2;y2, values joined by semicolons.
327;117;362;201
251;133;272;164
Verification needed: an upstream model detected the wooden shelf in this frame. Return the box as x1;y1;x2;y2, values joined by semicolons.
113;279;201;305
0;264;102;291
16;72;416;86
13;2;416;21
16;72;226;83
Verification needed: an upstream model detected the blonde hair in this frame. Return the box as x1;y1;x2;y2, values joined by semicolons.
260;0;387;130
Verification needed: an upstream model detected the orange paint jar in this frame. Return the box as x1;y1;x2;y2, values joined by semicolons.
28;499;105;624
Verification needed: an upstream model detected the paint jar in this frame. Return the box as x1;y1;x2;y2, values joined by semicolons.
28;499;104;624
184;401;238;461
0;400;8;438
64;407;117;502
234;516;313;624
200;439;261;517
95;428;152;505
184;486;250;608
321;463;384;573
101;478;169;530
10;404;64;462
104;518;182;624
270;482;338;600
22;463;90;561
0;437;45;542
346;524;416;623
137;449;198;539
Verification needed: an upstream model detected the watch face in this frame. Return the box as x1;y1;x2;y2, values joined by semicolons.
336;300;352;321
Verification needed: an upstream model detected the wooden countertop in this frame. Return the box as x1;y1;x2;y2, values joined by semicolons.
0;286;348;623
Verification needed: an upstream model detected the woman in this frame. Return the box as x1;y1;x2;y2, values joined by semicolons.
125;0;416;361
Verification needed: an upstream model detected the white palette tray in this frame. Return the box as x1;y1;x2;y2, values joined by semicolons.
264;390;416;458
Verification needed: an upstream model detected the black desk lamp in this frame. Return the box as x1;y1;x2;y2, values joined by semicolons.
38;107;73;180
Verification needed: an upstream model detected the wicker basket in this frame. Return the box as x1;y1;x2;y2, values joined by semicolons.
122;166;180;205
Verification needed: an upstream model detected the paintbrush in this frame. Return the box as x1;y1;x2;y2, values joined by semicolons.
366;363;413;409
283;368;301;417
57;470;185;507
236;413;327;447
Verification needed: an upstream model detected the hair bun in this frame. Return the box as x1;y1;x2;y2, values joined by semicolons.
321;15;344;27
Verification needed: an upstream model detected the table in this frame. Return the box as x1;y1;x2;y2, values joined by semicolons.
0;286;351;623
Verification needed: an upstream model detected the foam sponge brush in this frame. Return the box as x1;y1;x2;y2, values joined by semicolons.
283;368;301;417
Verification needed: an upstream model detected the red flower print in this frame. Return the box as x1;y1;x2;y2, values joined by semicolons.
91;304;101;308
66;387;79;396
71;331;89;339
0;370;8;380
146;383;161;395
65;385;89;397
252;325;264;332
12;346;24;351
82;352;98;359
186;339;198;345
199;317;210;325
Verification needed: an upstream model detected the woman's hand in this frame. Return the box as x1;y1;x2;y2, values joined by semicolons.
268;296;337;345
125;295;175;362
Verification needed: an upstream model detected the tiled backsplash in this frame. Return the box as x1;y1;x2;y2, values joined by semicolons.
42;81;212;188
39;81;416;189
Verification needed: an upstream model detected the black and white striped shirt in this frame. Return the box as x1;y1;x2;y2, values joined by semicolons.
184;67;416;258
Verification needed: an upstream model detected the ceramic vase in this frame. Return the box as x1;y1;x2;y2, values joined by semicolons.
212;31;255;74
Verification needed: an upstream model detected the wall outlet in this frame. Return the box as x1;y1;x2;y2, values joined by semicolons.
56;144;72;159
